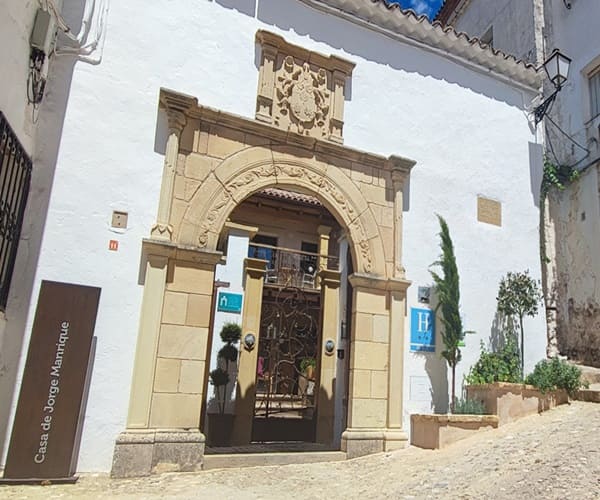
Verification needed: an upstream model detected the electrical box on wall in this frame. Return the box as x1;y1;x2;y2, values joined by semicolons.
111;211;128;229
30;9;56;55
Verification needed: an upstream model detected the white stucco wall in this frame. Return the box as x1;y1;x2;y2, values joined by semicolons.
451;0;538;64
2;0;546;471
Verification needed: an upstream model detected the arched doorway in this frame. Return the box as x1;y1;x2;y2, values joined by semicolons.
201;187;350;451
111;88;414;476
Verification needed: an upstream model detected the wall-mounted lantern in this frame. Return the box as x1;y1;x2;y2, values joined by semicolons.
243;333;256;351
534;49;572;126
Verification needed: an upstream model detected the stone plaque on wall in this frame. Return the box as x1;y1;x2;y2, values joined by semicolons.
2;281;101;481
477;196;502;226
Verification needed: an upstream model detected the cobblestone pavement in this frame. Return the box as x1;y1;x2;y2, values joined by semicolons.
2;401;599;500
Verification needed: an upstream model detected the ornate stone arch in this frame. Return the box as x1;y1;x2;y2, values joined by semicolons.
178;146;386;276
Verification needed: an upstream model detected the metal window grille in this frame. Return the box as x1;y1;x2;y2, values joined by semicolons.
0;112;32;310
590;68;600;120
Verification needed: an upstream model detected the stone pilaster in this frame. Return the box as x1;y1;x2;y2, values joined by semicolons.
342;273;410;457
151;111;186;241
384;278;411;451
389;156;416;278
231;258;267;445
316;269;341;444
255;41;277;123
112;239;221;477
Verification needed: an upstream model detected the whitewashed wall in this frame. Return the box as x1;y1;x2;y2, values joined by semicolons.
451;0;538;64
3;0;546;471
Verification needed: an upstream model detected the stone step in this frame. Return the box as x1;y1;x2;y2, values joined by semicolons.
203;451;346;470
574;383;600;403
572;363;600;384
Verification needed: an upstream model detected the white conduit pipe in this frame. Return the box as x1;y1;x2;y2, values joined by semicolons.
40;0;110;64
38;0;95;45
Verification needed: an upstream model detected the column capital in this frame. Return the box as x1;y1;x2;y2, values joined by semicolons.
317;224;332;236
388;155;416;190
244;257;268;279
167;110;187;134
159;87;196;132
348;273;411;293
142;238;222;265
319;268;341;289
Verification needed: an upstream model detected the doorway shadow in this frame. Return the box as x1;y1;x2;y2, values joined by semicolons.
420;285;449;414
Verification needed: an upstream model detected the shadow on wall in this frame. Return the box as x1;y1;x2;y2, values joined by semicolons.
216;0;257;18
220;0;531;108
424;286;449;414
0;0;85;462
529;142;544;208
489;310;518;352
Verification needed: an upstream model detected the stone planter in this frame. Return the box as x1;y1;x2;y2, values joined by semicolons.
411;414;499;449
207;414;235;447
466;382;569;425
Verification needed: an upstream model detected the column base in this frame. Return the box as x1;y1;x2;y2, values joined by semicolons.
111;429;205;478
383;429;409;451
341;428;384;458
341;428;408;458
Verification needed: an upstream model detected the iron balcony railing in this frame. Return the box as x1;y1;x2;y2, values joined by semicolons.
0;112;32;309
248;243;339;290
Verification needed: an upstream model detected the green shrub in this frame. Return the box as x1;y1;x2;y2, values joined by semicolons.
209;367;230;387
220;322;242;344
525;358;589;397
452;397;487;415
300;357;316;372
465;338;521;385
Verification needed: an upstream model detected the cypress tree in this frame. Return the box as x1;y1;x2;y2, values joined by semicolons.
430;215;464;413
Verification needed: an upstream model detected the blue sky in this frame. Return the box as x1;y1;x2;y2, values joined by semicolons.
388;0;444;19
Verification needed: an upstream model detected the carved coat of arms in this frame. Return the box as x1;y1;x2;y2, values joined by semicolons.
276;56;330;135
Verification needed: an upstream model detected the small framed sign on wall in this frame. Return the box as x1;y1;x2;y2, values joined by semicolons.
410;307;435;353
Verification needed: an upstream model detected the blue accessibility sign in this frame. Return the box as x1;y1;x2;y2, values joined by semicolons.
217;291;243;314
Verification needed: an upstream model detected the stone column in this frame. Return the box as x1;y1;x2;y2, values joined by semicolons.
316;269;341;444
126;243;170;429
112;241;221;477
384;278;411;451
151;109;186;241
231;258;267;445
389;156;416;278
317;225;331;272
342;274;389;457
342;273;410;457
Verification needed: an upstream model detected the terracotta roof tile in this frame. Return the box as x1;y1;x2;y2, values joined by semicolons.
259;188;323;206
304;0;539;89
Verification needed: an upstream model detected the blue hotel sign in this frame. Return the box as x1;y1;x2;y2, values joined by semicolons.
410;307;435;352
217;291;243;314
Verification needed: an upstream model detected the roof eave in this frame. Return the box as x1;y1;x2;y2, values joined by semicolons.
299;0;540;91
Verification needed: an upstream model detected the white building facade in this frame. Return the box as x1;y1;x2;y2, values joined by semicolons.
1;0;547;474
437;0;600;368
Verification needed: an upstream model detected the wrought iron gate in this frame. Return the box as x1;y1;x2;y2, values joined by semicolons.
252;286;321;442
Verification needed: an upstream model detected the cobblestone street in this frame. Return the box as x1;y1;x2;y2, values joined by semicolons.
2;401;599;500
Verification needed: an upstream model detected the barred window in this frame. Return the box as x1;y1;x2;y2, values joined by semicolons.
0;112;32;309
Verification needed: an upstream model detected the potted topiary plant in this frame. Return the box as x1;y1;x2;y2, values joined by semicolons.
300;357;316;381
207;322;241;446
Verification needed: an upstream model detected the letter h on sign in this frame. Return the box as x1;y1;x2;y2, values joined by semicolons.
410;308;435;352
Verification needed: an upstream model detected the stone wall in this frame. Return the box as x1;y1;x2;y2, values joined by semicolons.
553;166;600;367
